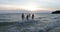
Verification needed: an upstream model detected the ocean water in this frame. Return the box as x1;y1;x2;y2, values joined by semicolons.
0;13;60;32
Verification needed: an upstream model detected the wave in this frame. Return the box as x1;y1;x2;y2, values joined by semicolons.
0;19;60;32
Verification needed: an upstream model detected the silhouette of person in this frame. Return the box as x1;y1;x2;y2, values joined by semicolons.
26;15;29;20
21;13;24;20
32;14;34;19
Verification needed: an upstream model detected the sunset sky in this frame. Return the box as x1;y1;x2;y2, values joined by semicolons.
0;0;60;13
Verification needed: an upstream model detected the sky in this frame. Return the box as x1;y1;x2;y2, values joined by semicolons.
0;0;60;13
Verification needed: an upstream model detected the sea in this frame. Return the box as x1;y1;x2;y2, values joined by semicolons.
0;13;60;32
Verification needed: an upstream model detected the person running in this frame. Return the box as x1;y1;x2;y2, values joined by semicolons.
32;14;34;19
21;13;24;20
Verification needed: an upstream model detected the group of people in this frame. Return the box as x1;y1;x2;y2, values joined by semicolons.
21;13;34;20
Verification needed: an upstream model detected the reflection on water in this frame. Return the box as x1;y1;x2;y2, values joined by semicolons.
0;13;60;32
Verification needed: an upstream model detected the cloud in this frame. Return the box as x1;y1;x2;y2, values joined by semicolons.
0;0;60;11
0;5;26;10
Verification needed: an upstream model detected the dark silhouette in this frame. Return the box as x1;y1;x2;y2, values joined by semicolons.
32;14;34;19
26;15;29;20
28;13;30;17
52;10;60;14
21;13;24;20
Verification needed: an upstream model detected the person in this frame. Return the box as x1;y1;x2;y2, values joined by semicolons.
26;15;29;20
28;13;30;17
32;14;34;19
21;13;24;20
